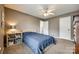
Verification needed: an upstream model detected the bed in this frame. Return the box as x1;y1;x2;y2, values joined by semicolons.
23;32;56;54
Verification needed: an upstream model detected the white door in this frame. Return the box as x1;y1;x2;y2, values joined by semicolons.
59;16;71;40
40;20;48;35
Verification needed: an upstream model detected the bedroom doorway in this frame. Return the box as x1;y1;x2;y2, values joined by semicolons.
40;20;49;35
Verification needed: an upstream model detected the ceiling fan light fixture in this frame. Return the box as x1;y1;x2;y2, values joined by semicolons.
41;7;55;17
43;12;54;17
43;13;48;16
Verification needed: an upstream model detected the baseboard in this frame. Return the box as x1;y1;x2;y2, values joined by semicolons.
55;37;74;42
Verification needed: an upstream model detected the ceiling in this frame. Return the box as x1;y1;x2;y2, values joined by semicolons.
4;4;79;19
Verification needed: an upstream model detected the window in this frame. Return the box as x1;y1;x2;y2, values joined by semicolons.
40;20;49;35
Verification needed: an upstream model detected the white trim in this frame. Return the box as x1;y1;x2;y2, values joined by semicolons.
55;37;74;42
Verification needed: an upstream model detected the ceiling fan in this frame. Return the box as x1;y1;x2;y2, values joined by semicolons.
41;7;55;17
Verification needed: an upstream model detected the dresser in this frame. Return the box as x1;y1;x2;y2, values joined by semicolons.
6;32;22;47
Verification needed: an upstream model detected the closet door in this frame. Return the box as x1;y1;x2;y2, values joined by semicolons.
59;16;71;40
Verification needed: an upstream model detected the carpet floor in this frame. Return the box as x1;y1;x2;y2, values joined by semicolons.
3;39;74;54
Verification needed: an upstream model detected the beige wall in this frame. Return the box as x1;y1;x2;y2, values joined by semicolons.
48;17;59;37
5;8;41;33
48;11;79;39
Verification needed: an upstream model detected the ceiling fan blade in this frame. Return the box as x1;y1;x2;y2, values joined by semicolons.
41;9;46;13
49;13;55;15
48;9;55;13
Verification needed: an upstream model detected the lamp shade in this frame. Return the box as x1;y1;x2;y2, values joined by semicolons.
9;25;16;29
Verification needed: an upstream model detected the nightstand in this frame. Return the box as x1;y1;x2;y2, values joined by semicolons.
6;32;22;47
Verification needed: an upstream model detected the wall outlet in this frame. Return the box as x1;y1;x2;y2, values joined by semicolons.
0;47;1;50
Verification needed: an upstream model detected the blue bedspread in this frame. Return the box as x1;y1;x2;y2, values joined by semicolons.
23;32;56;54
